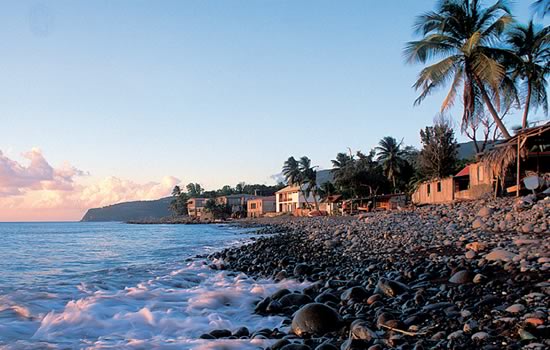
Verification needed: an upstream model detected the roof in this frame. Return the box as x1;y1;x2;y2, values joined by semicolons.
248;196;276;202
495;122;550;148
321;194;342;203
455;165;470;177
275;185;301;193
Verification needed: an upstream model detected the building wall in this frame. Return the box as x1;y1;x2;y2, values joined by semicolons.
412;178;455;204
276;188;319;213
470;163;492;186
247;198;276;218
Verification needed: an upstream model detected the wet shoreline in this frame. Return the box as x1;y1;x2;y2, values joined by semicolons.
207;197;550;349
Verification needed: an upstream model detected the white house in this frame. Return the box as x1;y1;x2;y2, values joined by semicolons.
275;185;319;214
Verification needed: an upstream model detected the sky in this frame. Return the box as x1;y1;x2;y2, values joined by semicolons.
0;0;547;221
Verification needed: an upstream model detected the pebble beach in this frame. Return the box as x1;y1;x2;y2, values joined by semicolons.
206;196;550;350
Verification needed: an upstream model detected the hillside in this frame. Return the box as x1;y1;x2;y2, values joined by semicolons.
80;197;172;222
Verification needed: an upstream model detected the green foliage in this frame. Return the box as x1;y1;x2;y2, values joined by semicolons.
186;183;203;197
375;137;415;191
418;122;459;180
331;149;391;198
506;21;549;128
281;156;320;209
405;0;516;138
204;199;231;219
532;0;550;18
169;185;189;216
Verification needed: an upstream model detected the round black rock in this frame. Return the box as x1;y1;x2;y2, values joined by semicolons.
291;303;343;337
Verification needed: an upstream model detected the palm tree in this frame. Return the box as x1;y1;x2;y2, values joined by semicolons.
375;137;407;190
282;156;311;209
331;152;354;183
299;156;320;211
405;0;514;139
532;0;550;18
282;157;302;185
507;21;550;128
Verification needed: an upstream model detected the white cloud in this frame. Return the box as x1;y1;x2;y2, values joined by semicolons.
0;148;180;220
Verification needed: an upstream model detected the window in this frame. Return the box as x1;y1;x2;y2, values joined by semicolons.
427;184;431;195
250;203;256;210
437;182;442;192
478;165;484;182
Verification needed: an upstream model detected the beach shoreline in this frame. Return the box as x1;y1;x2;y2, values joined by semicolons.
205;196;550;349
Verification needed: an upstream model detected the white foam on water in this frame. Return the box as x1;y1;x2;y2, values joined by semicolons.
0;260;308;349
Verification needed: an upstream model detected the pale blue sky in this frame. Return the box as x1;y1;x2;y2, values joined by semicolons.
0;0;545;189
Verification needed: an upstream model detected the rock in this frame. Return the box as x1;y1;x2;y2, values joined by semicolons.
472;218;484;229
465;250;476;259
463;319;478;333
315;344;338;350
376;278;410;297
291;303;343;337
233;327;249;337
271;289;291;300
340;339;369;350
473;274;487;284
485;249;517;262
447;330;464;340
505;304;525;314
294;263;310;276
449;270;471;284
209;329;232;338
280;345;311;350
341;286;369;302
279;293;312;308
271;339;291;350
471;331;489;342
521;223;534;233
478;207;493;217
350;320;376;340
465;242;487;252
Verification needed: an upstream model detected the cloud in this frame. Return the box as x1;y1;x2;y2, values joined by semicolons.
78;175;180;208
0;148;81;195
0;149;180;221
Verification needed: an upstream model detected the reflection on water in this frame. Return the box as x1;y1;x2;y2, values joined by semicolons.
0;222;301;349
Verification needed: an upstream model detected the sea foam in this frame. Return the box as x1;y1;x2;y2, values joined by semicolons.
1;260;308;349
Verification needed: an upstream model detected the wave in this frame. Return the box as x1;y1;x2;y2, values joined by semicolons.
0;259;308;349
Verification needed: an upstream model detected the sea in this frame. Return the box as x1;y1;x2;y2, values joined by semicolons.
0;222;306;349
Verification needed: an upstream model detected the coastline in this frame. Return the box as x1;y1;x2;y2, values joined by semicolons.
205;196;549;349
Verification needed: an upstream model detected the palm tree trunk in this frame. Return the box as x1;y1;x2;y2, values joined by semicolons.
474;75;512;139
522;80;532;129
312;190;320;211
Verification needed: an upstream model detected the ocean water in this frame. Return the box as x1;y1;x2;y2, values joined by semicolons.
0;222;305;349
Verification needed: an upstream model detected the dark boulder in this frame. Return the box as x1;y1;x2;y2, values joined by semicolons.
291;303;343;337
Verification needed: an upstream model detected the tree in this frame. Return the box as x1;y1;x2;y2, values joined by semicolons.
318;182;336;201
169;185;188;216
186;183;203;197
331;149;390;198
532;0;550;18
375;136;408;190
282;156;311;209
204;199;231;219
299;156;320;211
418;122;459;179
235;182;245;194
507;21;549;128
405;0;514;139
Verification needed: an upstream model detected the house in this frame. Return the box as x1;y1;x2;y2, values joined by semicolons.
412;163;493;205
187;198;208;217
372;193;408;210
320;195;342;215
215;194;257;213
275;185;320;215
247;196;276;218
482;122;550;195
